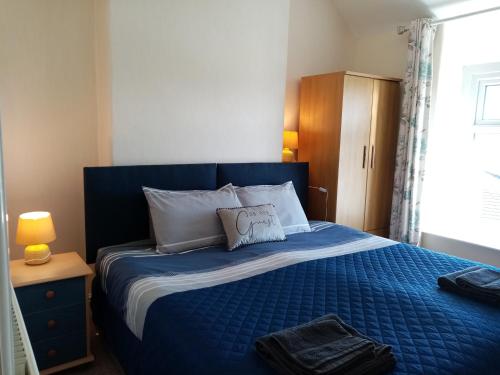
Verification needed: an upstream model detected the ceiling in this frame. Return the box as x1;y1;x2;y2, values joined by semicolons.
333;0;500;36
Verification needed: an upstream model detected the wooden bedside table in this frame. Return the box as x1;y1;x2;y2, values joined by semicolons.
10;252;95;374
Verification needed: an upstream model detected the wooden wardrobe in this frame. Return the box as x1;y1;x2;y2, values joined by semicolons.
298;71;401;237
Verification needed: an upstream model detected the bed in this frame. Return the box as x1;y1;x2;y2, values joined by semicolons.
84;163;500;375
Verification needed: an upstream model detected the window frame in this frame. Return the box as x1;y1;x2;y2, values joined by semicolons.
475;78;500;126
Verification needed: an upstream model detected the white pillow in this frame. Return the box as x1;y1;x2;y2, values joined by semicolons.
234;181;311;235
217;204;286;251
144;184;242;254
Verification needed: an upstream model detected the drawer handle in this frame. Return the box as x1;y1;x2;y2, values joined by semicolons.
47;319;57;329
45;290;56;299
47;349;57;358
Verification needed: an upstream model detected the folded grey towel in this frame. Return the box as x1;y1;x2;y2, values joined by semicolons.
255;314;395;375
438;266;500;305
456;268;500;296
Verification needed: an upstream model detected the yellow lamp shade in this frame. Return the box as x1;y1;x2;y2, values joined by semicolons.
283;131;299;150
16;211;56;246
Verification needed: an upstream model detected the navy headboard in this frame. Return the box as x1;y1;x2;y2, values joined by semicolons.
217;163;308;210
84;162;308;263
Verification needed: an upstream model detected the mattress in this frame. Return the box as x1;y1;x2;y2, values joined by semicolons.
92;222;500;375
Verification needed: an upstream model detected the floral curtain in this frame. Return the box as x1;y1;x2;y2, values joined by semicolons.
390;18;437;244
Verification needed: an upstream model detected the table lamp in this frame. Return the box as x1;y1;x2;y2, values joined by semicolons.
282;130;298;162
16;211;56;265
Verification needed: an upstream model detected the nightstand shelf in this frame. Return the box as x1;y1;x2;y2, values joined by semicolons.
10;252;94;374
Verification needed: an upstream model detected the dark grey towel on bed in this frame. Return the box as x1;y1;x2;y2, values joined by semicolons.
255;314;395;375
438;266;500;304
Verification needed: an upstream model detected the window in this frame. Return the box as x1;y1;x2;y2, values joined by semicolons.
422;60;500;249
475;78;500;125
472;73;500;232
421;13;500;250
467;65;500;248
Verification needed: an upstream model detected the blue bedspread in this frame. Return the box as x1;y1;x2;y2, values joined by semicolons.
94;222;500;375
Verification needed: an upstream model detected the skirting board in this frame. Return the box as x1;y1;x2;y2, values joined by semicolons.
40;355;94;375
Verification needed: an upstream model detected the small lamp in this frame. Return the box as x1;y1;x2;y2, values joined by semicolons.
16;211;56;265
282;130;298;162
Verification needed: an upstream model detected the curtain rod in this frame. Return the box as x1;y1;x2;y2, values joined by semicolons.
397;5;500;35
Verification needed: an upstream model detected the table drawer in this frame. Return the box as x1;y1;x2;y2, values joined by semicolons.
16;277;84;314
32;332;86;370
24;303;85;342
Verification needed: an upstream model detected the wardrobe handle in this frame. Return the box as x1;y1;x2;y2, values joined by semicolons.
370;145;375;169
362;146;367;169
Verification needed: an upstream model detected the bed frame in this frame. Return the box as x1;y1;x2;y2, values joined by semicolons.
83;162;308;263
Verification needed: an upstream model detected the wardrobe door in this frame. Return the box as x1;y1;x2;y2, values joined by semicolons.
299;74;344;221
364;79;400;235
336;75;374;229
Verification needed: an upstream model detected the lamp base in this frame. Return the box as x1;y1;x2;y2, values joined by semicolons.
24;244;52;265
282;148;296;163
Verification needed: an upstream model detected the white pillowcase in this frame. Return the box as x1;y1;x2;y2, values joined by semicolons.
234;181;311;235
144;184;242;254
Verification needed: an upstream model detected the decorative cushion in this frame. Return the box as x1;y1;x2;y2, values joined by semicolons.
217;204;286;251
144;184;242;253
234;181;311;235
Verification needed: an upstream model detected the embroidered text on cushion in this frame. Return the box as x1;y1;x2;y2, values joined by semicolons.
217;204;286;250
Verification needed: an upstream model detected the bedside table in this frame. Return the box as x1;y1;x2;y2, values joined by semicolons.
10;252;94;374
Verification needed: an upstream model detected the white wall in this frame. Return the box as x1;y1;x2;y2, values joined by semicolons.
351;27;408;79
284;0;354;130
333;0;433;79
0;0;99;259
109;0;290;165
95;0;113;166
0;0;356;260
